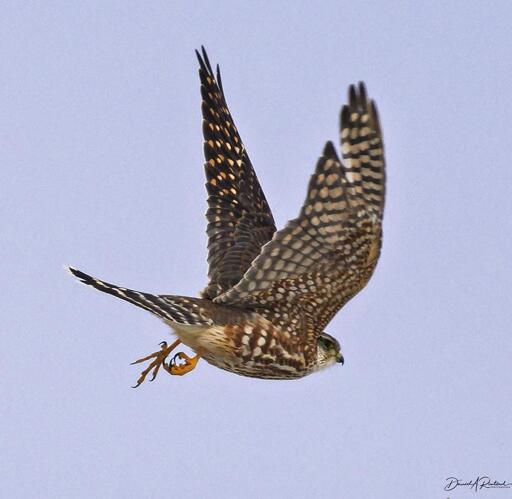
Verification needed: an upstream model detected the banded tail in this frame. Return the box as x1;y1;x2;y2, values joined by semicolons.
67;267;211;326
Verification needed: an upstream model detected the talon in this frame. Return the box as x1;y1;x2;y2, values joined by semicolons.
171;352;184;366
149;362;161;381
165;352;200;376
130;339;181;387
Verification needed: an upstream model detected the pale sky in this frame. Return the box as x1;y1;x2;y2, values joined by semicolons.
3;2;512;498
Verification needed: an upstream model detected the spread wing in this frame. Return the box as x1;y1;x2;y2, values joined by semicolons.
196;47;276;300
214;83;385;335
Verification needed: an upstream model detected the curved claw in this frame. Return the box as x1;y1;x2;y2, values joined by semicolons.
130;339;181;387
171;352;186;366
168;353;200;376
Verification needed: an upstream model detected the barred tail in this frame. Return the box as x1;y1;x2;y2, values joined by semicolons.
67;267;211;326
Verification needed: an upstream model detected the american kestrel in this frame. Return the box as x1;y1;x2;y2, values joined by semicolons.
69;47;386;385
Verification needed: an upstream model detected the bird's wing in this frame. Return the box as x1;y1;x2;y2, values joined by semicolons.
197;47;276;300
214;83;385;335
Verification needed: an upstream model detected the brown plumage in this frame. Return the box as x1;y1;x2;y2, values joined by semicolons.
68;47;386;383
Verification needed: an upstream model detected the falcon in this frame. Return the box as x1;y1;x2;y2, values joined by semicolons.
69;47;386;385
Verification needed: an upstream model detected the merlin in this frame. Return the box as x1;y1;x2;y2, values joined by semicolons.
69;47;386;385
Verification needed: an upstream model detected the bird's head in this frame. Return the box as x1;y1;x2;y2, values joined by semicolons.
315;332;344;370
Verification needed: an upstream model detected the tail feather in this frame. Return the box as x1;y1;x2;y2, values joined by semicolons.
67;267;211;326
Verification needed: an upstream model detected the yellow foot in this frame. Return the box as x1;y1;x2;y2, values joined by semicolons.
163;352;200;376
130;339;181;388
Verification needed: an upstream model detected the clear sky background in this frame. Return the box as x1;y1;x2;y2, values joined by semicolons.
3;2;512;498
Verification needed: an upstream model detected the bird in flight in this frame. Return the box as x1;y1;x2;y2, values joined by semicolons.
69;47;386;386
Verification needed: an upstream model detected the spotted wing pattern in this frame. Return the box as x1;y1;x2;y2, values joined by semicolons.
197;47;276;300
215;83;385;338
341;83;385;219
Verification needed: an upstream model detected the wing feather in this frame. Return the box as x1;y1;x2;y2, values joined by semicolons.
197;47;276;299
214;83;385;336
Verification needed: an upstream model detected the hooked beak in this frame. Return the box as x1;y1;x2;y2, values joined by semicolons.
337;353;344;365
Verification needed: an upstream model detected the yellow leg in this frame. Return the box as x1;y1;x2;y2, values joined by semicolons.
130;339;181;388
163;352;200;376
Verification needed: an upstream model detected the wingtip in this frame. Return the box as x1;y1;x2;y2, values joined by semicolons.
370;100;382;135
201;46;213;74
323;140;337;158
340;104;350;127
216;63;224;95
196;45;218;78
358;81;368;108
195;47;206;72
348;84;357;109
